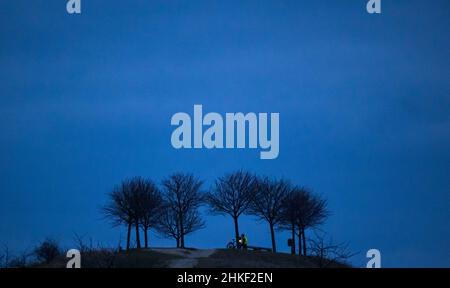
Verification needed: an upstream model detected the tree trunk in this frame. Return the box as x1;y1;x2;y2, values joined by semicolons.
180;235;185;248
270;222;276;253
291;223;296;255
302;227;307;256
126;222;132;251
179;214;185;248
297;226;302;256
135;220;141;249
144;227;148;248
233;216;240;249
176;220;180;248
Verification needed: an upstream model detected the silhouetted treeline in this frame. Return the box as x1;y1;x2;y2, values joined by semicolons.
102;173;204;250
102;170;329;255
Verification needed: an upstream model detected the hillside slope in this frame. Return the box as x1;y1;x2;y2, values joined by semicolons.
41;248;349;268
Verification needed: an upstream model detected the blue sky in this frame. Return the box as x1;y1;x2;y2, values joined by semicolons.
0;0;449;267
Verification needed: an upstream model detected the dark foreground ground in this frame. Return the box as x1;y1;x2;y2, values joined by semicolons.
37;248;349;268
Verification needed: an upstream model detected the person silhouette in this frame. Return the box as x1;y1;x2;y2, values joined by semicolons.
241;234;248;250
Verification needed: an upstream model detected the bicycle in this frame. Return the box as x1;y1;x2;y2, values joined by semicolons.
226;238;238;249
226;238;243;249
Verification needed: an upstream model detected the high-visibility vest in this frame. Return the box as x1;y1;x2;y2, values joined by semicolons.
243;236;248;245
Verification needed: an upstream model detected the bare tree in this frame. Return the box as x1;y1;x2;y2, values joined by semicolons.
157;203;205;248
72;234;119;268
206;171;257;248
138;179;164;248
182;208;205;237
8;253;30;268
33;238;61;264
309;232;356;267
276;186;331;256
250;177;291;252
161;173;204;248
73;233;95;253
103;177;164;250
1;245;33;268
102;178;140;250
127;177;146;249
156;205;181;247
0;244;10;268
279;188;300;255
293;188;329;256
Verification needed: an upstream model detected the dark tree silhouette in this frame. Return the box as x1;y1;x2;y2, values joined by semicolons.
206;170;257;248
157;204;205;248
161;173;204;248
127;177;145;249
181;209;205;239
308;232;356;267
102;180;135;251
103;177;158;250
138;179;164;248
156;205;181;247
33;238;61;264
250;177;291;252
0;245;10;268
279;187;300;255
294;188;329;256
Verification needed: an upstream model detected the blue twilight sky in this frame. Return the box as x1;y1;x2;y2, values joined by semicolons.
0;0;449;267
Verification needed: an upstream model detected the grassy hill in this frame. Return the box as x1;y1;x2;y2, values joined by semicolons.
38;248;349;268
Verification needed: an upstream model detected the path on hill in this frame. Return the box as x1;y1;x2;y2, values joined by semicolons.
153;248;217;268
